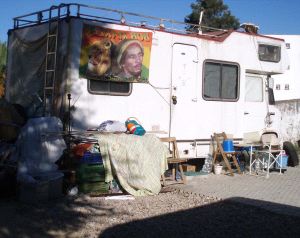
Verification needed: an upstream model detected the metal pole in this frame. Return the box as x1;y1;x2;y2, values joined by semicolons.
198;8;204;34
67;93;71;135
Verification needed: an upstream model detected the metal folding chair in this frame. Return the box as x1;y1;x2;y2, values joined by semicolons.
255;132;285;178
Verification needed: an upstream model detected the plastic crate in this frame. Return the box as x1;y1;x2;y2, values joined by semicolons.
80;152;103;164
19;171;63;203
78;181;109;194
76;163;106;183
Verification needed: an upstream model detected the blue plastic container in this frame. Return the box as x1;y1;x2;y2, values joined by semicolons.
80;152;103;164
276;155;288;168
222;139;234;152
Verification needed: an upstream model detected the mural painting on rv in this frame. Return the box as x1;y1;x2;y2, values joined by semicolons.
79;24;152;83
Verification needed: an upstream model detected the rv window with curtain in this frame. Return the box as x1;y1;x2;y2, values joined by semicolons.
258;44;281;62
245;76;263;102
88;80;132;95
203;61;239;101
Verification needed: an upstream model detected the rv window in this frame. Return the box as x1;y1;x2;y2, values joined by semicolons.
203;62;239;101
258;44;281;62
88;80;132;95
245;76;263;102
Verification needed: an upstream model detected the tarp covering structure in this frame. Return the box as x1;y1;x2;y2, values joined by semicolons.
96;133;168;196
6;22;68;118
11;117;66;182
6;24;48;117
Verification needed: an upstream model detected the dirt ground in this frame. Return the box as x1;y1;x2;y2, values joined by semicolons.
1;187;300;238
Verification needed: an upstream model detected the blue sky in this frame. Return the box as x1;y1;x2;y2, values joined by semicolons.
0;0;299;42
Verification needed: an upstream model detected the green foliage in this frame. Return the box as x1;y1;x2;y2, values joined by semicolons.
185;0;240;32
0;41;7;68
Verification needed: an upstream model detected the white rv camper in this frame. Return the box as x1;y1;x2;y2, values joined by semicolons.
5;4;296;162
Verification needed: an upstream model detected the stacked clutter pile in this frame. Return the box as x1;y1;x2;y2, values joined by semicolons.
14;117;66;203
0;99;27;143
76;151;109;194
201;156;213;174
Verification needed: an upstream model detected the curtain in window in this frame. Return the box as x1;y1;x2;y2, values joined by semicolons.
245;76;263;102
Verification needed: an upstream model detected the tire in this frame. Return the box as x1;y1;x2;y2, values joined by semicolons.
283;141;299;167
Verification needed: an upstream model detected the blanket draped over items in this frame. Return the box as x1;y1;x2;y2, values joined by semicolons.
95;133;168;196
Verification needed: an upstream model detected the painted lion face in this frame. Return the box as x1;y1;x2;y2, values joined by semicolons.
87;39;112;76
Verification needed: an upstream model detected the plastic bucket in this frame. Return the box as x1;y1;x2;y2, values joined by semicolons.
222;140;234;152
214;165;223;175
276;155;288;168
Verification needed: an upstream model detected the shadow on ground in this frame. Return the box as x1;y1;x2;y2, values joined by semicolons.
1;195;300;238
99;197;300;238
0;196;113;238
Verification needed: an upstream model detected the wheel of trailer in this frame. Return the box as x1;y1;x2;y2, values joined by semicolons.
283;141;299;167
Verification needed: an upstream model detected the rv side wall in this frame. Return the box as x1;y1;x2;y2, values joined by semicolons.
65;18;288;157
5;16;289;158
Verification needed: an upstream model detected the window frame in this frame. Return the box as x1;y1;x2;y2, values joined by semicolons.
202;60;240;102
245;75;264;102
87;79;132;96
258;44;281;63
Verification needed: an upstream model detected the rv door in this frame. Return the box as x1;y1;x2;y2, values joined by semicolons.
170;44;198;139
243;74;267;132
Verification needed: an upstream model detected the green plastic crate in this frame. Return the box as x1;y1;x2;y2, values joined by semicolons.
78;181;109;194
77;163;105;174
76;163;106;183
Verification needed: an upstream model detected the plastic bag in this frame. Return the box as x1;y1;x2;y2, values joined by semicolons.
125;117;146;136
98;120;127;133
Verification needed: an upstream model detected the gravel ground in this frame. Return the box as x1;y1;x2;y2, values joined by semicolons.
1;187;300;238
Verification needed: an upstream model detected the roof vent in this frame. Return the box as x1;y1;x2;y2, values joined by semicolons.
240;23;259;34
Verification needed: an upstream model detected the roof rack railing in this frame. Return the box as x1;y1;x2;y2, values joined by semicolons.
13;3;228;36
13;3;71;28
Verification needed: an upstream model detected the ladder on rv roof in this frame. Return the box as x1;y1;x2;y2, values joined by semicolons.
43;6;61;116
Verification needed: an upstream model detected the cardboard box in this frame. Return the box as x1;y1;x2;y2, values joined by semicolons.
182;164;196;172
